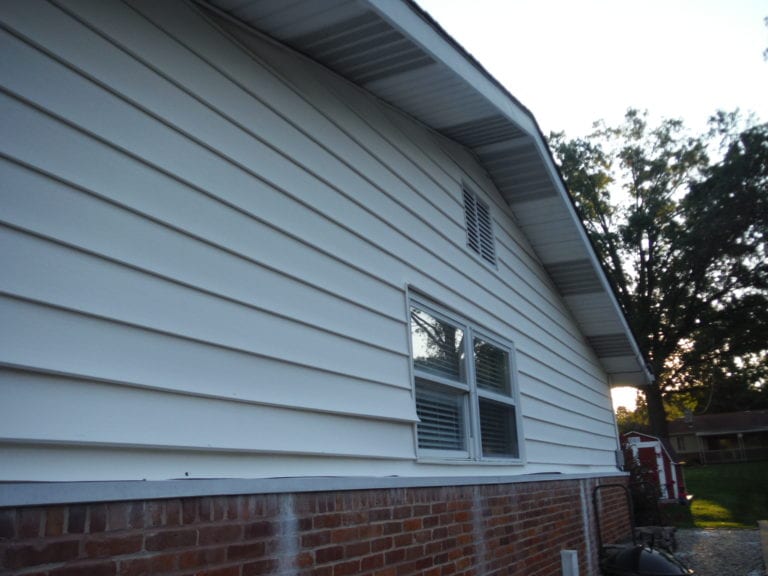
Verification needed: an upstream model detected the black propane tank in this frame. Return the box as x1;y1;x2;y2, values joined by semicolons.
600;545;694;576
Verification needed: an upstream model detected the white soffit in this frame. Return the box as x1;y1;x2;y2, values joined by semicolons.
203;0;652;387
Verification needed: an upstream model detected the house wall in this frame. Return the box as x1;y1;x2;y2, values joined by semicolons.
0;477;631;576
0;0;619;482
671;434;698;457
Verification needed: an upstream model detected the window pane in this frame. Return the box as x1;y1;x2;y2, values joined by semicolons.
415;379;466;451
410;307;465;381
479;399;518;458
474;338;510;394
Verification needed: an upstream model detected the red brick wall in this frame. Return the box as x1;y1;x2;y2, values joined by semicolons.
0;477;630;576
593;483;633;550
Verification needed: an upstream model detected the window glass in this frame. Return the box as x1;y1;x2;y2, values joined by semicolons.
410;307;465;382
479;399;518;458
474;338;510;394
415;379;466;451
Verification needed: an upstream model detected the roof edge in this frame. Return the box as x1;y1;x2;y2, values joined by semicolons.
388;1;651;384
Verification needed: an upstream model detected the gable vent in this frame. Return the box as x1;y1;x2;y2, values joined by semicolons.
463;188;496;265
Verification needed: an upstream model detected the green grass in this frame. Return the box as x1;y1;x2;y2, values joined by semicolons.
663;461;768;529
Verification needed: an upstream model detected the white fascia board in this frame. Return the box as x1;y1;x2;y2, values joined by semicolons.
365;0;538;137
529;136;653;386
608;367;654;388
525;136;652;385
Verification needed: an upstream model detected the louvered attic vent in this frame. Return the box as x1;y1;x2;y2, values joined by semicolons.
463;188;496;265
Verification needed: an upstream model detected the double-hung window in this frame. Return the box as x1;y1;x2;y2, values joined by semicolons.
409;298;521;461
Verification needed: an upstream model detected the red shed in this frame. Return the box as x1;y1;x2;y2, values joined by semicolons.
621;431;688;503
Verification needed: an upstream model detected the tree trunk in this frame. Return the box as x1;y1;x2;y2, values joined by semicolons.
644;383;669;441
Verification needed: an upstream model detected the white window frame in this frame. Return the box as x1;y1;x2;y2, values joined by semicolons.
408;296;524;463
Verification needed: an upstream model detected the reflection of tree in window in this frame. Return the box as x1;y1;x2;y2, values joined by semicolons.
410;307;465;382
474;338;509;394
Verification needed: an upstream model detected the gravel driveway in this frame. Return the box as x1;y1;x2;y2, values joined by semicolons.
675;529;766;576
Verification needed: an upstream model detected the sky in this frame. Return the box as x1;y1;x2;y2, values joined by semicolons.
414;1;767;411
415;0;768;138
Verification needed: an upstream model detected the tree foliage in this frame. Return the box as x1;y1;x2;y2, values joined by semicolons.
615;404;648;436
549;110;768;439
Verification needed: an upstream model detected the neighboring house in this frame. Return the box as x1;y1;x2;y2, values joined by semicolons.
0;1;652;574
669;410;768;464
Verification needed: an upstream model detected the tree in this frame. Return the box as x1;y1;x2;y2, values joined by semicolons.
549;110;768;440
615;403;648;435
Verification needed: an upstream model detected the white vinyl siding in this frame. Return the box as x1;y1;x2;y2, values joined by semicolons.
0;0;619;481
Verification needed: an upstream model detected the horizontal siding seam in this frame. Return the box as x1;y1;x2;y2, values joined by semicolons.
2;71;599;394
431;138;596;362
495;232;574;312
192;0;467;224
525;461;613;468
0;217;407;356
496;253;585;342
0;22;411;292
250;45;604;375
365;107;588;357
0;362;418;423
518;391;614;427
9;6;442;288
522;414;616;441
0;437;417;461
0;90;405;313
314;70;465;218
0;291;410;389
516;359;613;411
127;4;609;377
525;437;617;452
517;375;610;416
4;12;605;387
427;131;530;237
0;23;428;311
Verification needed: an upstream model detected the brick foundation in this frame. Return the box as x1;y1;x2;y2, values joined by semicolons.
0;477;630;575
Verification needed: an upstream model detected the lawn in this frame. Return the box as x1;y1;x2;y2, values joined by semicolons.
663;461;768;529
